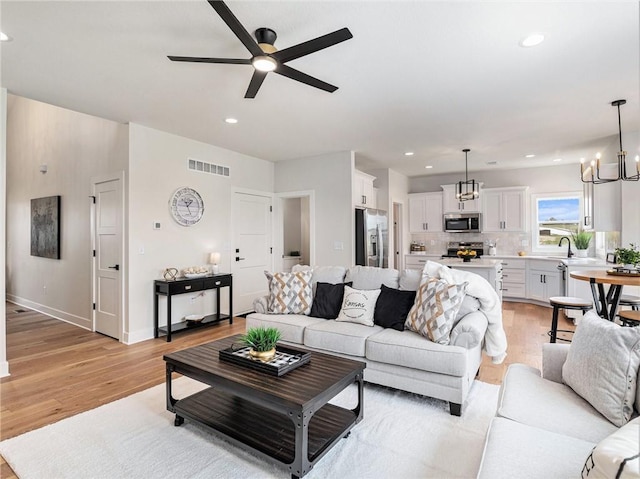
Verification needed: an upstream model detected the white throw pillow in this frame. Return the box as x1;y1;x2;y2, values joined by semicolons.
405;276;468;344
582;417;640;478
562;312;640;427
335;285;381;326
264;270;313;315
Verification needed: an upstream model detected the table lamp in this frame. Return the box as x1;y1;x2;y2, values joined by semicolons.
209;252;221;274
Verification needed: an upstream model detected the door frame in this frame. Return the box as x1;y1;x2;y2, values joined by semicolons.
393;201;403;271
274;190;315;270
90;171;125;341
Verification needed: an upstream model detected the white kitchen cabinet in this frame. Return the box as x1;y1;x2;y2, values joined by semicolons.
354;170;376;209
500;258;527;299
409;192;443;233
564;263;610;320
582;182;594;231
441;184;482;213
482;187;528;232
282;256;304;272
527;260;562;303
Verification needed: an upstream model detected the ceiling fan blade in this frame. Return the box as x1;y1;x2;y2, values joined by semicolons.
168;56;251;65
275;64;338;93
207;1;263;57
272;28;353;63
245;70;268;98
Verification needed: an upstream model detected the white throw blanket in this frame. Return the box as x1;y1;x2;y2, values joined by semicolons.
424;261;508;364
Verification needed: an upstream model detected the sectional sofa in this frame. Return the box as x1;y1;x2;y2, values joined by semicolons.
478;312;640;478
247;264;499;416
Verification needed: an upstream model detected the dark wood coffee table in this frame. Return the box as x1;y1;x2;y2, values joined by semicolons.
164;335;365;479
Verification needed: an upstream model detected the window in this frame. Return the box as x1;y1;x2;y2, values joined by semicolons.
532;192;582;252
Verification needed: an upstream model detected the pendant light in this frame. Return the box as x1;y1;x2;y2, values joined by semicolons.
456;148;479;201
580;99;639;184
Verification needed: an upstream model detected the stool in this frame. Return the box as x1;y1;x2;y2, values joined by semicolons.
619;310;640;327
549;296;593;343
619;294;640;311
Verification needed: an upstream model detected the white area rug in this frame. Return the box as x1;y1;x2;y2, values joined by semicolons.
0;377;499;478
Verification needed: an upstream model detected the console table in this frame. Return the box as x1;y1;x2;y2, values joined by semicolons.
154;274;233;342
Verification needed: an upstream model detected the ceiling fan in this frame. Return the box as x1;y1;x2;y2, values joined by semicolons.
168;0;353;98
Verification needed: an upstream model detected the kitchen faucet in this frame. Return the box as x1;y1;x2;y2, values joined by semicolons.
558;236;574;258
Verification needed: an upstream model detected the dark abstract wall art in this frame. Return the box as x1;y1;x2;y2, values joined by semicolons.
31;195;61;259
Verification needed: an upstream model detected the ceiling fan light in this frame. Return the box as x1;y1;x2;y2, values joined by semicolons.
252;56;277;72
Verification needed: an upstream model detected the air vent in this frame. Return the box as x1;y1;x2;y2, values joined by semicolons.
188;158;230;177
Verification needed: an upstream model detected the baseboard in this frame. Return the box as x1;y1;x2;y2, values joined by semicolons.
6;295;92;330
123;328;154;345
0;361;9;378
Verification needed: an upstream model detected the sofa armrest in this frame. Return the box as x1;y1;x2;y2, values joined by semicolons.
450;311;488;349
542;343;571;384
252;295;270;314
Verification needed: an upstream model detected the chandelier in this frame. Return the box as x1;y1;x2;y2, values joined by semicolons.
456;148;479;201
580;99;639;184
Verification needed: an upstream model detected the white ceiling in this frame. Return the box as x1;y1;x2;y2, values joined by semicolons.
1;1;639;177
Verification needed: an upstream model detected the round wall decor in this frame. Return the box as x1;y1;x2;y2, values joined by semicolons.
169;187;204;226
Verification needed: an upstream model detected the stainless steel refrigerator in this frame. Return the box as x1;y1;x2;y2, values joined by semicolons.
355;208;388;268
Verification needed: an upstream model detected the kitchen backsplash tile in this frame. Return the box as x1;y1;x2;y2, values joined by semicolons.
410;231;530;256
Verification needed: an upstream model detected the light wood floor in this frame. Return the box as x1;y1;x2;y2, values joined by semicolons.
0;300;574;478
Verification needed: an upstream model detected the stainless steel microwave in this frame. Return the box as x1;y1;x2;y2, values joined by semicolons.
443;213;482;233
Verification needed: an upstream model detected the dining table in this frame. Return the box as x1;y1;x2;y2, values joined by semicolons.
569;269;640;320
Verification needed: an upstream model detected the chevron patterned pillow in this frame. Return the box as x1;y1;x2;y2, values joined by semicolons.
265;270;313;315
405;277;468;344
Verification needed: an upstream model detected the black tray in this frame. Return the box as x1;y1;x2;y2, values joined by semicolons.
219;343;311;376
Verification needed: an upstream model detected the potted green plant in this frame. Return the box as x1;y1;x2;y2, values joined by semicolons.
571;230;593;258
241;326;282;362
615;243;640;269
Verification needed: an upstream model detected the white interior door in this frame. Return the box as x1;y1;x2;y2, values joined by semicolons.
93;176;123;340
232;192;272;313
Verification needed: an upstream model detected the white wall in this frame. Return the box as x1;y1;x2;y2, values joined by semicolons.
409;163;583;194
301;196;310;263
126;124;274;342
5;95;129;329
620;131;640;246
274;151;353;266
1;88;8;377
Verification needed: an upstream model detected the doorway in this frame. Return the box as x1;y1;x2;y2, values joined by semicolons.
91;172;124;340
276;191;314;271
231;190;273;314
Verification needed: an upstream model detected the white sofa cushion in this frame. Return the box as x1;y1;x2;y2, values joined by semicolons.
345;265;399;290
304;320;383;357
582;417;640;479
365;328;471;377
477;417;596;479
335;285;381;326
497;364;618;443
562;311;640;427
399;268;422;291
246;313;324;345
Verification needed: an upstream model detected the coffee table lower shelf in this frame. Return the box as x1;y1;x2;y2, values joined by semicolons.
173;387;357;467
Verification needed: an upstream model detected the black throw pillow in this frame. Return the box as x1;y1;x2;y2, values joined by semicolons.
309;282;352;319
374;284;416;331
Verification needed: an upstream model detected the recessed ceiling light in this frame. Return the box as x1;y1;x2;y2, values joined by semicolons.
404;152;414;156
520;33;545;48
553;158;562;162
425;165;433;169
0;32;11;42
486;161;498;165
525;154;536;158
224;118;238;124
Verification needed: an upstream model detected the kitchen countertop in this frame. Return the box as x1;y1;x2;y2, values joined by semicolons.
407;253;608;267
437;258;503;268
